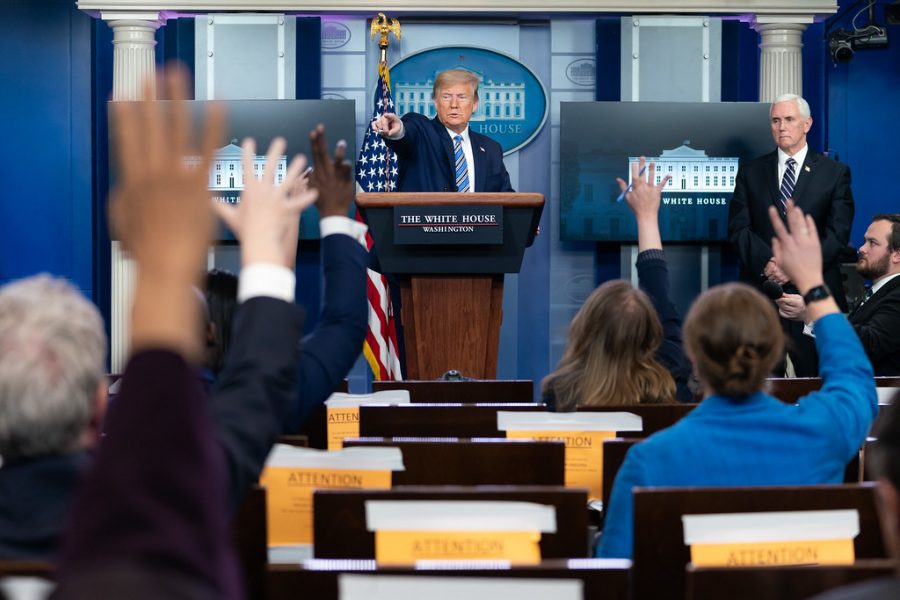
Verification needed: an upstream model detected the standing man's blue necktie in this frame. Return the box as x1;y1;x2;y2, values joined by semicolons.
779;157;796;213
453;134;470;193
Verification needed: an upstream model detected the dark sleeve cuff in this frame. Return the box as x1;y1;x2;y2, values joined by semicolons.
636;248;666;264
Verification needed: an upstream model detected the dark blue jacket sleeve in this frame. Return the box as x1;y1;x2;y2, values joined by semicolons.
211;296;304;512
290;233;368;430
383;112;425;159
636;250;694;403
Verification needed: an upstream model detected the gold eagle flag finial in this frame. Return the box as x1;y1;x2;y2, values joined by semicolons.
370;12;401;63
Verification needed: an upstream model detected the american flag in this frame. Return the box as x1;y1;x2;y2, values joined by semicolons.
356;61;402;380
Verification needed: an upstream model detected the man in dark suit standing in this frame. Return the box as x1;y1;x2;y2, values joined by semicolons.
367;69;513;377
849;214;900;376
371;68;513;193
727;93;854;376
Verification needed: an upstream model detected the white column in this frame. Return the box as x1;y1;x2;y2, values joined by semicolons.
102;12;163;373
752;16;812;102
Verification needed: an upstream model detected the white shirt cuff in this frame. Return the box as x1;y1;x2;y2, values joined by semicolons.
802;322;816;338
238;263;295;304
319;216;369;248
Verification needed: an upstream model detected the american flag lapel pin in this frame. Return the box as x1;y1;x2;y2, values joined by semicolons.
479;146;486;152
804;165;811;172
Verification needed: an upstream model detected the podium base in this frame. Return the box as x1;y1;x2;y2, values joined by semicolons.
399;274;503;380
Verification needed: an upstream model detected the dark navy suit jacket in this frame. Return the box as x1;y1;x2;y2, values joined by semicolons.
727;149;854;310
849;275;900;376
291;233;367;429
213;232;367;511
385;112;514;193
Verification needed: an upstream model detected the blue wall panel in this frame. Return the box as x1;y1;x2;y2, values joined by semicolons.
1;0;94;297
720;19;759;102
92;20;113;334
295;17;322;100
826;1;900;246
803;20;828;153
595;18;621;102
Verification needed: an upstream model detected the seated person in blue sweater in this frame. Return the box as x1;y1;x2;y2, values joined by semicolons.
597;197;878;559
541;158;693;409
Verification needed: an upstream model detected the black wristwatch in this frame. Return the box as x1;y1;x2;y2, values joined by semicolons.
802;284;831;305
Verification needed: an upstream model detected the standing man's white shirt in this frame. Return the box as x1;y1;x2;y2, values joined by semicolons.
446;126;476;193
777;144;809;187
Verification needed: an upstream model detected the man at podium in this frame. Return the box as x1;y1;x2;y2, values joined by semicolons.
371;68;514;194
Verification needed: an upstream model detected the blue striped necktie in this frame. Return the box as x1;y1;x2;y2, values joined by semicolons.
779;157;796;212
453;134;470;193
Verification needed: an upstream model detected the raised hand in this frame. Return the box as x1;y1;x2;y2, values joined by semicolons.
768;200;838;320
308;125;353;219
213;137;318;268
617;157;670;252
371;113;403;137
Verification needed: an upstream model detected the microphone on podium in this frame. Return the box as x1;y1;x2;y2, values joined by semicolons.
761;280;784;300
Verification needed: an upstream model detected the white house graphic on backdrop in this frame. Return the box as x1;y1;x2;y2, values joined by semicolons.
395;68;525;122
629;142;739;193
184;140;287;202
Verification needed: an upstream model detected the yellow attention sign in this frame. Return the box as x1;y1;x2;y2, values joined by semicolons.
690;538;855;567
259;467;391;546
505;429;614;500
326;406;360;450
375;530;542;566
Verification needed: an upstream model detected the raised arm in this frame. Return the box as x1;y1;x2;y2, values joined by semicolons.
210;134;318;510
290;125;368;429
769;201;876;456
55;65;241;598
620;158;694;403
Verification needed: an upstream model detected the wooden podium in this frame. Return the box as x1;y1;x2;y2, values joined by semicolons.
356;192;544;379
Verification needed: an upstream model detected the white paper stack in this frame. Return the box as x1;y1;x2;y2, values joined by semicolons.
324;390;411;409
264;444;406;471
365;500;557;533
338;574;583;600
496;411;643;432
682;509;860;545
877;387;899;404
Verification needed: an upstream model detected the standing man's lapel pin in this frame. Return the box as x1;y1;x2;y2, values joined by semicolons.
804;165;811;172
479;146;486;152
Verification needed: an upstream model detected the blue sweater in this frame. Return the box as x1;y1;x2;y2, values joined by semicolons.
597;313;877;559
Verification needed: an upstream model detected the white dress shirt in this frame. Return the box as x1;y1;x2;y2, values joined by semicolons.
777;144;809;190
445;126;476;193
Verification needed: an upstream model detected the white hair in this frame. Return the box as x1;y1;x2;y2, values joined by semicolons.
771;93;811;120
0;275;107;462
